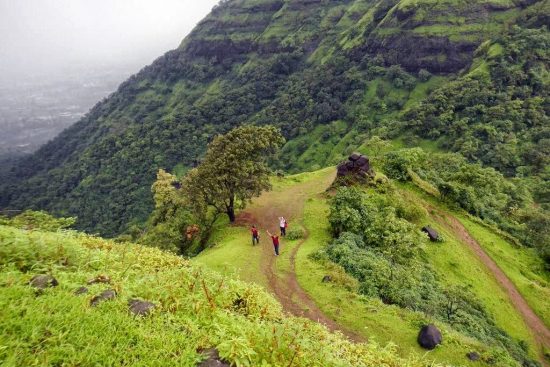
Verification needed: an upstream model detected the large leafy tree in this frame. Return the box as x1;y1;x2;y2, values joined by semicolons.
184;125;285;223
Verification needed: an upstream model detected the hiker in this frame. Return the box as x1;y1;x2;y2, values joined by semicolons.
266;230;280;256
279;216;287;236
251;225;260;245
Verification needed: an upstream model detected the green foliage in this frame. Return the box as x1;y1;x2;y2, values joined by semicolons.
382;147;550;266
285;227;305;240
404;27;549;177
1;0;544;237
328;187;425;265
0;224;436;367
139;169;198;255
183;125;285;223
0;210;75;232
323;187;539;366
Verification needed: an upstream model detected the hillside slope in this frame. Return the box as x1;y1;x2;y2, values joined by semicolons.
195;167;550;366
1;0;547;236
0;222;437;367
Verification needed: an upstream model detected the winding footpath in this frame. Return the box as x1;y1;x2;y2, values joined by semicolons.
236;171;363;341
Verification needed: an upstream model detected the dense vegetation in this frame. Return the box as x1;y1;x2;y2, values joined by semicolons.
134;126;284;255
318;186;540;366
383;147;550;268
404;26;549;178
0;214;434;367
0;0;547;239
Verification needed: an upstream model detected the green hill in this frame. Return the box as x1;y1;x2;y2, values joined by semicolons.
0;0;548;236
195;166;550;366
0;221;435;367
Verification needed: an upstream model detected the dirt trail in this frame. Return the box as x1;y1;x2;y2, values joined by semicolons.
236;171;363;342
428;205;550;358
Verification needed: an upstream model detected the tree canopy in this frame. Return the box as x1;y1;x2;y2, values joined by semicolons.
184;125;285;223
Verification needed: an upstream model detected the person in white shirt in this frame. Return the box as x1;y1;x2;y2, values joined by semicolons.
279;216;287;236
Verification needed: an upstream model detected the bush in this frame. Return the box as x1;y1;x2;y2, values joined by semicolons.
286;226;305;240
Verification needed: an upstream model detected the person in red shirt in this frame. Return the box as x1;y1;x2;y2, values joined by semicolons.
251;225;260;245
266;230;280;256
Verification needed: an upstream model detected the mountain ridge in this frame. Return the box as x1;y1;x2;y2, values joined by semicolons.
0;0;547;236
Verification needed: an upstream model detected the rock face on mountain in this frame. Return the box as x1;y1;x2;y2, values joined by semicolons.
0;0;546;236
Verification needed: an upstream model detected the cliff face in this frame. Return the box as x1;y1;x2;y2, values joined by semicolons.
0;0;546;235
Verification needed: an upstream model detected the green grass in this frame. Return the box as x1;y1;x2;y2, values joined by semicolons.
194;168;540;366
195;226;268;288
295;196;511;367
457;215;550;329
0;225;433;367
403;181;550;333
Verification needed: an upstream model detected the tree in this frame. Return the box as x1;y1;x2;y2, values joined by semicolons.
140;169;197;255
184;125;285;223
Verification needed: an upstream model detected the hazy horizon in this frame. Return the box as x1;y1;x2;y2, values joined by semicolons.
0;0;219;83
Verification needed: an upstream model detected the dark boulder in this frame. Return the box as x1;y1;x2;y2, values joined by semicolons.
356;156;368;167
30;275;58;290
422;226;440;242
198;348;230;367
322;275;332;283
349;152;361;161
90;289;117;307
417;324;442;350
74;286;89;295
467;352;480;361
128;299;156;316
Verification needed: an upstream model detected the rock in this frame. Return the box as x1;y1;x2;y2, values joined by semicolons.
198;348;230;367
417;324;442;350
336;153;373;183
467;352;480;361
322;275;332;283
128;299;156;316
87;275;111;285
356;156;368;167
30;275;58;290
422;226;440;242
74;286;89;295
90;289;117;307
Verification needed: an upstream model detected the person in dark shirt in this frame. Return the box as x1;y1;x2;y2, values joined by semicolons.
266;230;280;256
251;225;260;245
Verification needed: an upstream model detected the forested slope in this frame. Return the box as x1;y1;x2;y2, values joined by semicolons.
0;0;547;236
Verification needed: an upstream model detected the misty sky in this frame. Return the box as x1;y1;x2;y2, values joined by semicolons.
0;0;219;81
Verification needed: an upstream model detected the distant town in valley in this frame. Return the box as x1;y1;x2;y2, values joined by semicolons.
0;64;139;158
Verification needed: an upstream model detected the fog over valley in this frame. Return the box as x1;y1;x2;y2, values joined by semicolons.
0;0;219;158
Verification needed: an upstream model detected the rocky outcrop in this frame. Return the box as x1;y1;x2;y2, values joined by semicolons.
336;153;374;182
198;348;230;367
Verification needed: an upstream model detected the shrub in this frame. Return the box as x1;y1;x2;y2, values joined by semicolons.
286;226;305;240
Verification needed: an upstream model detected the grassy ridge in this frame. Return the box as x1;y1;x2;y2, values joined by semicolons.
0;224;433;367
